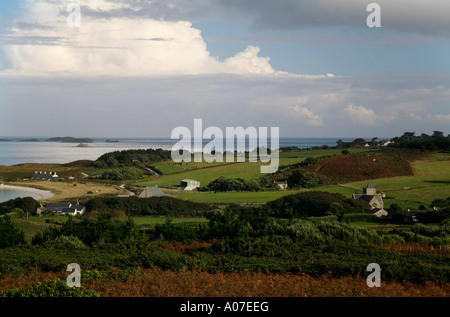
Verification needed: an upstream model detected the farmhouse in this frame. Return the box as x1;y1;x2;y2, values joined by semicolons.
275;181;288;190
37;200;85;216
32;171;59;181
61;205;86;216
352;183;388;217
138;186;172;198
180;179;200;191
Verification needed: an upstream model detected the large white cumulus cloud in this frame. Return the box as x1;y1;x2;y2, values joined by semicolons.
1;0;309;77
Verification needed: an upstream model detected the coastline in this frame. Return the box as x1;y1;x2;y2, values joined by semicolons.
0;184;55;200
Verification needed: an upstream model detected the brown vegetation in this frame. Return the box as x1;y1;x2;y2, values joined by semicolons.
1;268;448;297
303;151;428;183
377;242;449;255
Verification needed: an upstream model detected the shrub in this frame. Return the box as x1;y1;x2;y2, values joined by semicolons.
32;217;146;247
285;221;325;243
45;235;86;249
342;213;380;223
416;208;450;224
153;219;198;242
0;279;99;297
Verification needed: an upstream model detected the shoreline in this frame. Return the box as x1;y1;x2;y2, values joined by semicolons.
0;184;55;200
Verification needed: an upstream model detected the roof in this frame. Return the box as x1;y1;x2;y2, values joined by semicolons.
353;193;383;208
181;179;199;183
364;183;374;189
33;173;59;180
139;186;171;198
62;205;85;213
46;202;72;208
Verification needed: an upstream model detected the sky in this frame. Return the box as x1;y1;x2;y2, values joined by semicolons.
0;0;449;139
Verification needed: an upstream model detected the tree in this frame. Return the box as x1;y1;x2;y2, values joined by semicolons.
0;215;26;248
287;170;319;189
387;203;408;223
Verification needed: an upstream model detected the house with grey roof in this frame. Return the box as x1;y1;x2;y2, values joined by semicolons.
37;200;85;216
62;205;86;216
352;183;387;217
32;171;59;181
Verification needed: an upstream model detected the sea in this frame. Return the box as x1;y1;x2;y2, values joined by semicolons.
0;137;361;166
0;136;359;202
0;186;45;203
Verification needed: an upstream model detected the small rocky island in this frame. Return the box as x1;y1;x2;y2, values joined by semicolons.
76;143;90;148
46;137;94;143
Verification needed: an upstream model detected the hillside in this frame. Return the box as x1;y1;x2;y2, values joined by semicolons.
302;150;426;183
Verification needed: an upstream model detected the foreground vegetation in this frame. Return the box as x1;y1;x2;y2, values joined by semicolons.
0;198;448;297
0;132;449;297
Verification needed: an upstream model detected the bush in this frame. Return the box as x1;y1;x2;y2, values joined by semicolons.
100;167;145;180
342;213;380;223
0;279;99;297
153;219;198;242
315;221;382;244
45;235;86;249
285;221;325;243
416;208;450;224
32;217;146;247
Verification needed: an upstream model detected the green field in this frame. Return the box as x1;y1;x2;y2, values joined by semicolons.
319;154;450;209
12;217;54;241
136;150;450;208
134;149;359;188
167;189;301;204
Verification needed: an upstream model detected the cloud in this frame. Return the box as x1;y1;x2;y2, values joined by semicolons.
290;105;324;127
223;45;287;76
428;114;450;122
340;103;379;127
217;0;450;37
1;71;449;138
1;0;316;78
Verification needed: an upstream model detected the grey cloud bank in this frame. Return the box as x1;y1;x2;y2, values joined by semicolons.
1;72;449;138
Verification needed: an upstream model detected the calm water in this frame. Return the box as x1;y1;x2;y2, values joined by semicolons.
0;137;358;166
0;186;45;203
0;136;359;202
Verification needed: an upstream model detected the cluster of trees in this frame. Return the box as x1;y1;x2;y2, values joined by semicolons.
335;138;374;149
389;131;450;151
204;176;276;192
32;217;143;247
92;148;172;169
85;196;213;217
286;170;320;189
263;191;371;219
388;197;450;224
0;197;39;216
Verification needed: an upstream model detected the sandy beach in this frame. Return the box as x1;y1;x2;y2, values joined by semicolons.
0;184;55;200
